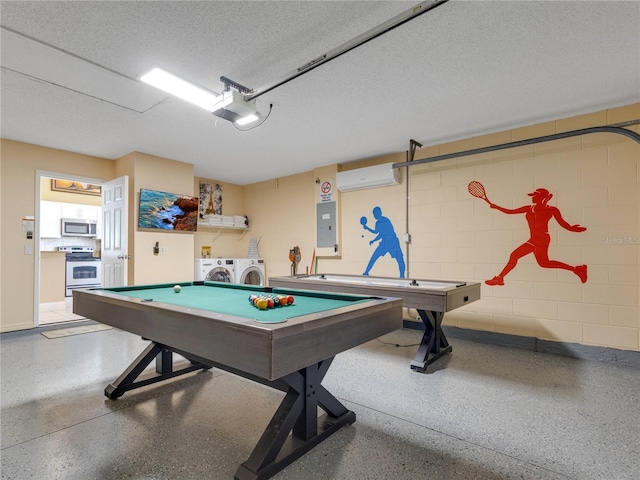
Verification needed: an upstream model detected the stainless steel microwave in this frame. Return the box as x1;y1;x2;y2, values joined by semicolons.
61;218;97;237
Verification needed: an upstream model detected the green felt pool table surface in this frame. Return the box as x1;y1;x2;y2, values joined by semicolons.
103;281;372;324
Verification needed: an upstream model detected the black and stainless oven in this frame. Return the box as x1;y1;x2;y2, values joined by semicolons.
58;246;101;296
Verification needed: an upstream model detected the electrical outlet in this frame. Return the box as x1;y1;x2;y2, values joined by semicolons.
24;245;33;255
160;247;166;255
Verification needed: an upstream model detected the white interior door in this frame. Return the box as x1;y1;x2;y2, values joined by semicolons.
101;176;129;288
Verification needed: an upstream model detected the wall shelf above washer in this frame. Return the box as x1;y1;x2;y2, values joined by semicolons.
198;214;247;229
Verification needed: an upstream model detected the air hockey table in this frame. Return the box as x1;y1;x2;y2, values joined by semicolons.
73;281;402;480
269;274;481;372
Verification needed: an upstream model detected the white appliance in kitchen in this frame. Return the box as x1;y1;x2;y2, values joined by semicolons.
61;218;97;237
58;246;101;296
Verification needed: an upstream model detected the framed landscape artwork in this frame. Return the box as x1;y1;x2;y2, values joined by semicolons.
138;188;199;232
51;179;102;196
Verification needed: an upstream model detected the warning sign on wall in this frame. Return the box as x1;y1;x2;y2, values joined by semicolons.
320;181;333;203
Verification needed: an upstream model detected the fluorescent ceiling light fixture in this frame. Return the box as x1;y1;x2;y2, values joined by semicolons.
235;113;259;126
140;67;219;112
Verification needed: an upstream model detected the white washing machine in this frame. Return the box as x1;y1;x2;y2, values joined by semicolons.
194;258;235;283
234;258;265;286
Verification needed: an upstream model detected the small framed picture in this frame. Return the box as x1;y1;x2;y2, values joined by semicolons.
51;179;102;196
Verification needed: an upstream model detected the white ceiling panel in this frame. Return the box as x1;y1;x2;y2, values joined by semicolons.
1;0;639;185
1;28;168;113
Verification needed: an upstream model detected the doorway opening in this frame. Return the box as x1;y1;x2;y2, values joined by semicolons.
35;171;103;326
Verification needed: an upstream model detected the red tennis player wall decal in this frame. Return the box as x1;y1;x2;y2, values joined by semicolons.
468;181;588;286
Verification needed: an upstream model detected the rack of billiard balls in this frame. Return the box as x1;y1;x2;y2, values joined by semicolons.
249;294;294;310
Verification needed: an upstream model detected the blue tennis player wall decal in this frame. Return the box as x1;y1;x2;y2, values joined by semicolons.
468;181;588;286
360;206;405;277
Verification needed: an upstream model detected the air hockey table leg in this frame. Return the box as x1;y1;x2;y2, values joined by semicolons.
410;310;452;372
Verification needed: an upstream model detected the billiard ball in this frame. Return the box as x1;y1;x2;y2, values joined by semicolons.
256;298;268;310
173;285;181;293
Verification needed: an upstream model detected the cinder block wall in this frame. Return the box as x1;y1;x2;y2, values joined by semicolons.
322;104;640;351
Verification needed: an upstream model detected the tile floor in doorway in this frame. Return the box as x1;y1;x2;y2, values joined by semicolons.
39;297;85;325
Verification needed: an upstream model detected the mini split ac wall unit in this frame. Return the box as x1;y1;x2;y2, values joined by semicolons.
336;163;401;192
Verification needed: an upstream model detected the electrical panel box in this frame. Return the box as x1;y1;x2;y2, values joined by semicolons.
317;202;336;248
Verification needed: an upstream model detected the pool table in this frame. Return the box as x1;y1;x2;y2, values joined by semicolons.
73;281;402;480
269;274;481;372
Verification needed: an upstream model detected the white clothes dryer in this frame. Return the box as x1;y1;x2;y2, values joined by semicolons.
234;258;265;286
194;258;235;283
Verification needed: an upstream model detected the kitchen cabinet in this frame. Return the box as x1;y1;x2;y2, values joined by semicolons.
40;201;62;238
61;203;100;221
40;201;101;239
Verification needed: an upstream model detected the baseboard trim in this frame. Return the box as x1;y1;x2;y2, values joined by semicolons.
403;320;640;368
1;321;36;333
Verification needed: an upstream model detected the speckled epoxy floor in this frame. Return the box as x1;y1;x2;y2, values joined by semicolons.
1;326;639;480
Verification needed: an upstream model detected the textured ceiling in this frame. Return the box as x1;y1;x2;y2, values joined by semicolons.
1;1;639;185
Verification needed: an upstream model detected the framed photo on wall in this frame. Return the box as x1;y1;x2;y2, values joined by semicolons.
51;179;102;196
199;181;222;215
138;188;199;232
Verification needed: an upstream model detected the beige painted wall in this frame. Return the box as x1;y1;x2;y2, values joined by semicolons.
249;104;639;352
243;172;317;279
0;140;115;331
2;105;638;352
125;152;195;285
0;143;197;330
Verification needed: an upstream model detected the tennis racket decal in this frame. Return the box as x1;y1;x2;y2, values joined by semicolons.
468;181;491;204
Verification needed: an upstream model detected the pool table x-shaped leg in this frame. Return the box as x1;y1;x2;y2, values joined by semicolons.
104;342;211;399
103;340;356;480
410;309;452;373
235;356;356;480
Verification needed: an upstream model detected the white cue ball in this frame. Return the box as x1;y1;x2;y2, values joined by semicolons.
173;285;181;293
